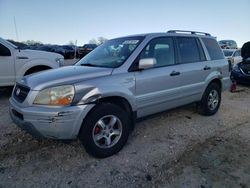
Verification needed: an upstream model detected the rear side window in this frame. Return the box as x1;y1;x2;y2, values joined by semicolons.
0;43;11;56
176;37;202;63
202;38;224;60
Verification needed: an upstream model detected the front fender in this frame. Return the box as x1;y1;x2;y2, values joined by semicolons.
74;75;136;111
16;59;59;80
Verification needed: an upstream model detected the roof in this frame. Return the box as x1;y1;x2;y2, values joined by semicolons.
113;31;215;40
222;49;238;52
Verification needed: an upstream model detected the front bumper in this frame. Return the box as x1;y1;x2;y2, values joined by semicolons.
9;98;94;139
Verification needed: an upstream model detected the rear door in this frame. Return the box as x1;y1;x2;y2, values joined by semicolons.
174;37;211;100
201;38;230;89
0;43;15;86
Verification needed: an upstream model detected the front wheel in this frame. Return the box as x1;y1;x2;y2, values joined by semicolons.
198;83;221;116
79;103;131;158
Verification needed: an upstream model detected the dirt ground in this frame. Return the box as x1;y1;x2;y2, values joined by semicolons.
0;85;249;188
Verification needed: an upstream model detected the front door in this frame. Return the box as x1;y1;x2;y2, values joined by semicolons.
0;43;15;86
135;37;182;117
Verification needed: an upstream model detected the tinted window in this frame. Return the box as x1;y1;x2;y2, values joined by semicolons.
140;37;175;67
0;43;11;56
176;37;201;63
202;38;224;60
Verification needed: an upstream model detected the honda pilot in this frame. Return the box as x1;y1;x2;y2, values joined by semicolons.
10;30;231;158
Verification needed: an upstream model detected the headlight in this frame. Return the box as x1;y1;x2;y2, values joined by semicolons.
55;57;64;67
34;85;75;106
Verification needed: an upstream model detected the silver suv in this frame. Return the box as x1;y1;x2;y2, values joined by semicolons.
10;30;231;158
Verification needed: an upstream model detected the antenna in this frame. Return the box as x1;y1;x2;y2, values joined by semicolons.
14;16;19;41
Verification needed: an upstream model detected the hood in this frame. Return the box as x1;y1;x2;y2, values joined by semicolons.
18;49;63;59
19;66;113;90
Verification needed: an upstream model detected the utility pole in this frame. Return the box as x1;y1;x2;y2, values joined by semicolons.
14;16;19;41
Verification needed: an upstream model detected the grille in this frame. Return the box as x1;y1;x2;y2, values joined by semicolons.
13;84;30;103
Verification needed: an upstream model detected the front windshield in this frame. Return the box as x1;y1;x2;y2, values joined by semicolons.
76;36;144;68
223;50;234;57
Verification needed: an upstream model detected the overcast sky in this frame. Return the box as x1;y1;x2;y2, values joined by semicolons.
0;0;249;46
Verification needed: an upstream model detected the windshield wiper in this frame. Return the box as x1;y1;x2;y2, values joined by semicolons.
80;63;98;67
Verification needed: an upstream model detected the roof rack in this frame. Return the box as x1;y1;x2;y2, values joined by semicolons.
167;30;211;36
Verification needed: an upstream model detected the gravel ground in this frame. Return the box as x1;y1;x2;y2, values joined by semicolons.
0;85;249;188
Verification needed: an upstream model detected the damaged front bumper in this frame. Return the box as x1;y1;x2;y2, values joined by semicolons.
9;98;94;139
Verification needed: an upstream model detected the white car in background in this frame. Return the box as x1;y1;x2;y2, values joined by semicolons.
0;37;64;87
223;49;242;65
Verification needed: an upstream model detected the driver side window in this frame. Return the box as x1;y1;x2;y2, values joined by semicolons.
0;43;11;56
140;37;175;67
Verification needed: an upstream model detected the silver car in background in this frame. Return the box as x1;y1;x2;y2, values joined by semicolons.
10;30;231;158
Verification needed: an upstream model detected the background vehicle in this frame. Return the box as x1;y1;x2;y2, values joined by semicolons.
78;44;98;58
223;49;242;65
231;41;250;84
36;45;58;53
61;45;77;59
219;40;238;49
0;38;64;87
36;45;73;59
10;30;230;158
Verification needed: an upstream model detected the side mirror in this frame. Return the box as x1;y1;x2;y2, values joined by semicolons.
138;58;156;70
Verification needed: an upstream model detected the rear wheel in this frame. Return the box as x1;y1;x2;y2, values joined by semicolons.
79;103;130;158
198;83;221;116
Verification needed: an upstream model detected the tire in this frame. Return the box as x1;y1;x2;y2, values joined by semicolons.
79;103;131;158
198;83;221;116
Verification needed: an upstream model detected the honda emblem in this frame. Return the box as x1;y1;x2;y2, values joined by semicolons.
16;88;21;96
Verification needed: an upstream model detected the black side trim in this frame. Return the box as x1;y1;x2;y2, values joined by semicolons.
17;56;29;59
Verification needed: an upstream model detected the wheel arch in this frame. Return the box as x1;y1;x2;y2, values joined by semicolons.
16;58;59;79
203;72;223;93
208;78;222;90
24;65;52;76
98;96;133;114
78;95;136;137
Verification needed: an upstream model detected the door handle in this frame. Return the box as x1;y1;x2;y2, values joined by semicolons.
170;71;180;76
203;66;211;70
